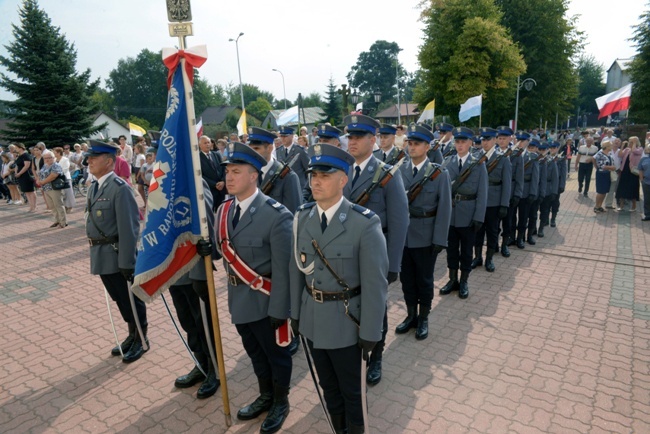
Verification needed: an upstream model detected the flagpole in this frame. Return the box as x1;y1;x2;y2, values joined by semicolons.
167;2;232;426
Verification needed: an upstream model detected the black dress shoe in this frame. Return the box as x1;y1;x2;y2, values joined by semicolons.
197;371;220;399
238;378;273;420
415;316;429;340
550;219;556;227
507;238;517;246
470;257;483;269
501;244;511;257
366;359;382;385
260;385;290;433
517;237;525;249
537;226;545;238
527;236;536;245
485;257;495;272
458;281;469;299
123;337;149;364
175;366;206;389
111;325;135;356
287;336;300;356
395;305;417;334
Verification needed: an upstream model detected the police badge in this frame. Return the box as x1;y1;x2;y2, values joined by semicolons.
314;144;322;156
229;143;234;154
411;125;417;132
351;115;358;124
248;127;253;134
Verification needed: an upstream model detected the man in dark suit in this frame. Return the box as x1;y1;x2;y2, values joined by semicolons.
277;126;309;189
199;135;226;211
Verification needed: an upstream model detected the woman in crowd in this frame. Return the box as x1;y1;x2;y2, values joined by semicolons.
563;138;575;174
297;135;308;149
216;139;228;159
616;136;643;212
38;150;67;228
136;151;154;207
592;141;616;213
1;152;21;204
30;145;50;211
53;147;76;213
12;143;36;212
132;143;146;200
114;146;132;184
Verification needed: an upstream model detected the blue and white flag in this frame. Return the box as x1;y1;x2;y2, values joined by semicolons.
459;94;482;122
277;105;299;126
132;63;202;302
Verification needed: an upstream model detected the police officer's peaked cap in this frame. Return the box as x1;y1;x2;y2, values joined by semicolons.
497;126;513;136
549;141;560;148
515;132;531;141
317;124;342;139
452;127;474;140
221;142;266;171
278;126;294;136
248;127;277;144
480;127;498;138
528;139;540;147
344;114;380;135
84;140;119;157
307;143;354;174
406;124;434;143
438;123;454;132
378;124;397;135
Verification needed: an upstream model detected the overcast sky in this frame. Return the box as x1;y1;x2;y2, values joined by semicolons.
0;0;645;105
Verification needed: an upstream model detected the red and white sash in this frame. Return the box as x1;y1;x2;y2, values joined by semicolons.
216;199;291;346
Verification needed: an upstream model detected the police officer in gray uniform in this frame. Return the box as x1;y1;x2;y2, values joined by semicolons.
439;127;488;299
290;143;388;434
395;124;451;340
277;126;309;189
85;140;147;363
302;124;344;203
550;141;566;227
498;127;523;257
373;124;404;164
538;142;559;238
247;127;302;214
343;114;408;386
438;123;456;157
526;139;545;245
217;142;293;433
516;135;540;248
471;127;512;272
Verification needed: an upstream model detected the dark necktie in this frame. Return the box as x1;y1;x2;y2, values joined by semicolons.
351;166;361;188
92;181;99;198
459;158;463;172
232;205;241;229
321;212;327;233
383;152;387;162
413;166;418;177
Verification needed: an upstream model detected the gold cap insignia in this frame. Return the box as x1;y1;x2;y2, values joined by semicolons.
314;144;322;156
351;115;358;123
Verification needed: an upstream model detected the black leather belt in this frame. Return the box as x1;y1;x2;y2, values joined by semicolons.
88;236;118;246
409;207;437;218
489;181;502;186
306;285;361;303
453;194;477;201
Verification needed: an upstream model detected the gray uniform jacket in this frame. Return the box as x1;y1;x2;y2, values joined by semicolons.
344;156;408;274
218;192;293;325
557;159;567;192
261;160;302;213
486;149;512;208
522;152;540;198
86;172;139;275
427;146;443;164
545;158;559;196
289;199;388;349
373;147;402;164
279;145;309;189
445;154;488;228
538;159;548;198
400;160;452;248
510;149;524;199
440;139;455;157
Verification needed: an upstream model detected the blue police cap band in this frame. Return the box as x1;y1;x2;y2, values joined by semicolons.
227;152;264;171
248;133;274;144
347;123;376;135
309;155;350;172
379;127;397;135
407;132;431;142
318;130;339;139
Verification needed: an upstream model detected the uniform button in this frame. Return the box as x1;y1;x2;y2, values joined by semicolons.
317;280;322;284
318;266;323;270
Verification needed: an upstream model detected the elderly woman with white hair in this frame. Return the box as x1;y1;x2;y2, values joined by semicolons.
38;150;67;228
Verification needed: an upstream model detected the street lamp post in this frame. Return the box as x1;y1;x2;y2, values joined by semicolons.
514;75;536;131
373;91;382;117
229;32;245;114
350;89;360;111
272;69;286;111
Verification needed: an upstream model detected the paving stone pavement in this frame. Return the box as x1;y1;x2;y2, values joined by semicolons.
2;170;650;433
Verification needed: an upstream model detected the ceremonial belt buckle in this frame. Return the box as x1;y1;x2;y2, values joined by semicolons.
228;274;239;286
312;287;324;303
250;275;264;291
453;194;463;202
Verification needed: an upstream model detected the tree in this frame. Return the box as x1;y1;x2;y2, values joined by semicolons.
347;40;406;104
298;92;324;108
246;97;273;122
415;0;526;126
227;83;275;109
495;0;581;128
194;76;227;117
324;77;341;124
105;48;168;129
629;5;650;124
0;0;103;146
576;55;606;115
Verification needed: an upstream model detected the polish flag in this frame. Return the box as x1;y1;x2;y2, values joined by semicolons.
196;117;203;138
596;84;632;119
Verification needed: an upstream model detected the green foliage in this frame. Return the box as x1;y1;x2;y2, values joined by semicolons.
246;97;273;122
576;55;605;114
629;5;650;124
496;0;580;127
297;92;324;108
105;48;168;127
91;88;115;116
194;77;227;117
347;40;406;103
0;0;104;146
324;77;341;125
415;0;525;126
227;83;275;108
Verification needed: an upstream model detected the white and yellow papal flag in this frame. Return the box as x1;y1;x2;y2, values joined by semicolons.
237;109;247;137
128;122;146;137
417;99;435;123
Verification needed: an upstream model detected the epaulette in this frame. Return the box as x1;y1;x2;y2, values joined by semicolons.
298;202;316;212
351;204;376;219
114;177;125;186
266;198;286;212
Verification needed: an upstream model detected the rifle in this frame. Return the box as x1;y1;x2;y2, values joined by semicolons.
451;147;495;195
552;152;566;162
487;148;512;174
523;152;541;170
442;145;456;158
407;163;443;204
355;157;407;206
261;154;299;195
386;149;406;166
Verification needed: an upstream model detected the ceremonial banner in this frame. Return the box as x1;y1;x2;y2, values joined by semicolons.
596;84;632;119
196;117;203;138
417;100;435;123
132;63;203;302
128;122;147;137
459;94;482;122
237;109;248;136
277;105;299;126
